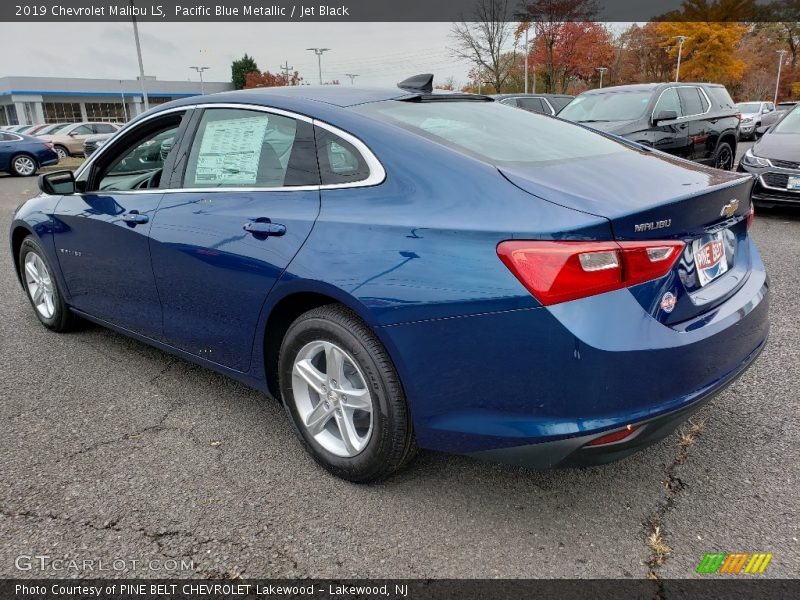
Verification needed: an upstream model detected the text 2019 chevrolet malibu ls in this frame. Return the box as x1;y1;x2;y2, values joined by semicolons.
10;76;768;481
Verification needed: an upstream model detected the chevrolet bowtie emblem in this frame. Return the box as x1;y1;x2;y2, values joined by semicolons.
720;199;739;218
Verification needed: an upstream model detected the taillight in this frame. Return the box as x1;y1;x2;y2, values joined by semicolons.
497;239;685;306
735;112;742;122
44;142;54;149
747;202;755;230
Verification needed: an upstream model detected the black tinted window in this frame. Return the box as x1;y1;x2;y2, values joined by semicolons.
94;123;116;134
183;108;318;188
705;86;735;109
654;88;683;118
315;127;370;185
517;98;547;113
678;87;705;116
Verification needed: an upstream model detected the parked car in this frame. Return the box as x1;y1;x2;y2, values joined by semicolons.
33;123;72;137
0;130;59;176
560;82;740;170
10;77;768;481
735;101;779;139
83;133;115;157
38;122;121;158
24;123;57;136
494;93;574;115
738;104;800;207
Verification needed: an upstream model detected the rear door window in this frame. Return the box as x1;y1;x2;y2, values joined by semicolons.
678;87;706;116
182;108;319;188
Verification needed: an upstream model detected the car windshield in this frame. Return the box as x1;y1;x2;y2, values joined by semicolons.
773;108;800;133
737;103;762;113
39;123;69;135
354;100;629;165
558;91;653;122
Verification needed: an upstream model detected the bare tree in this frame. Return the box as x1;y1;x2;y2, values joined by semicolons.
450;0;516;92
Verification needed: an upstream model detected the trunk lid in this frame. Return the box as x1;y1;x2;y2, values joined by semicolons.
499;150;755;323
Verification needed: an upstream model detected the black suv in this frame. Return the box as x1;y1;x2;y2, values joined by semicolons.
559;83;740;170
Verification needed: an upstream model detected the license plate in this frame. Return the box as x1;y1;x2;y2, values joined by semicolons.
692;232;728;287
787;175;800;190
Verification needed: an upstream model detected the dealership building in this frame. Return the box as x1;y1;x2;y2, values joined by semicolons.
0;76;233;126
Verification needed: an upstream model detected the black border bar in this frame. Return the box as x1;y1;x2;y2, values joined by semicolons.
2;0;797;23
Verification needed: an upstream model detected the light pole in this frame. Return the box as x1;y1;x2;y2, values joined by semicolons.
673;35;689;82
130;0;148;111
345;74;359;85
190;66;210;95
307;48;331;85
596;66;608;89
524;24;529;94
775;49;788;105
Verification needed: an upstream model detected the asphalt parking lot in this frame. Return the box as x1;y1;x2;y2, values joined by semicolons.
0;162;798;581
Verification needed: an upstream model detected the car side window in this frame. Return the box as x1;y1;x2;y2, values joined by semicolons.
90;120;182;192
182;108;318;188
314;127;370;186
677;87;705;116
71;125;93;135
94;123;116;134
654;88;683;119
518;98;547;113
499;98;518;107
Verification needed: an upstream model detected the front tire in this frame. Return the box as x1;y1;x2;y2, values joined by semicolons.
18;236;75;332
278;304;416;482
10;154;37;177
713;141;734;171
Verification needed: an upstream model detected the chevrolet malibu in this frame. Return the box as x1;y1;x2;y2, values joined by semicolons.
10;77;769;482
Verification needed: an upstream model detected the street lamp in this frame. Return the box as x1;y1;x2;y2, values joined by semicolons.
673;35;689;82
307;48;331;85
190;66;210;95
775;49;788;105
596;67;608;89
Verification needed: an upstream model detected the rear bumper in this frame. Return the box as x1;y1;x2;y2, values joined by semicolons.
381;241;769;464
469;334;765;469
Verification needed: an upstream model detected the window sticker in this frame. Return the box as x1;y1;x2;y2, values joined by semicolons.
194;116;269;186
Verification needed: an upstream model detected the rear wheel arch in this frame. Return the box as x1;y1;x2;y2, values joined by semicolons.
11;225;35;285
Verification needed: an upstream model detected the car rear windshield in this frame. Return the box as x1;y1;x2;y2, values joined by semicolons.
737;102;762;113
353;100;629;165
558;91;652;123
773;108;800;133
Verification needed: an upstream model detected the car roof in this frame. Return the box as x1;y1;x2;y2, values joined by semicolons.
173;86;416;109
493;93;573;99
580;82;724;96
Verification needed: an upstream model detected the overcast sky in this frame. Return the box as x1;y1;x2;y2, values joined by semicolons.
0;22;474;88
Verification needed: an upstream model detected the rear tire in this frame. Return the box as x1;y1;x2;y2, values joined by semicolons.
278;304;416;482
713;141;734;171
54;145;69;160
18;236;75;332
10;154;37;177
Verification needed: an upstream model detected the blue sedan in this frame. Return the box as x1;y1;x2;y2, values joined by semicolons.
9;76;769;481
1;131;59;176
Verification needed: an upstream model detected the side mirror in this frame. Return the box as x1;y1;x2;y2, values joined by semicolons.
68;132;77;137
39;170;76;195
653;109;678;124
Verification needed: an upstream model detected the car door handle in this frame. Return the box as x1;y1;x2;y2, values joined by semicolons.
122;211;149;225
243;219;286;237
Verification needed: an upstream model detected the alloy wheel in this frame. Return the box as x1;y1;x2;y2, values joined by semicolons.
13;155;36;176
716;146;733;170
55;147;67;159
24;253;56;319
291;340;374;457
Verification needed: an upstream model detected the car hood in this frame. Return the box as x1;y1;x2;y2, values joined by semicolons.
752;132;800;161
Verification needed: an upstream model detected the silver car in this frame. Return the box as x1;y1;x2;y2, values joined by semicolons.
736;101;779;139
